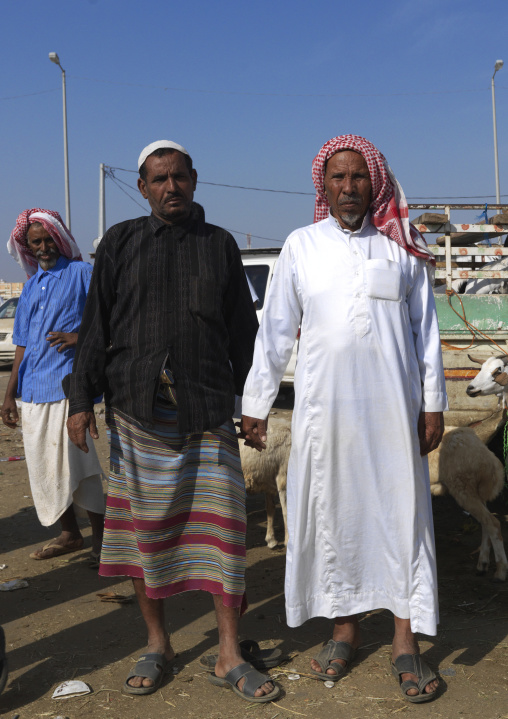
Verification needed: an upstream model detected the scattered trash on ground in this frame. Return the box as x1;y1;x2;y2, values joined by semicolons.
0;456;25;462
0;578;29;591
96;592;133;604
52;680;92;699
0;564;7;570
324;680;335;688
440;667;457;676
287;673;300;680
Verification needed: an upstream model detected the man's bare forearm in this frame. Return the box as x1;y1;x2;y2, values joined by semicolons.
1;346;26;428
3;346;25;402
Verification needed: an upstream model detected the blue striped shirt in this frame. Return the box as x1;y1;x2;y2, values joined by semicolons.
13;256;93;403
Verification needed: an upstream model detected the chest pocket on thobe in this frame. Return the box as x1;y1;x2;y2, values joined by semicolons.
364;259;402;302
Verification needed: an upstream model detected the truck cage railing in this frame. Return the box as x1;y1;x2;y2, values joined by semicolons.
408;203;508;290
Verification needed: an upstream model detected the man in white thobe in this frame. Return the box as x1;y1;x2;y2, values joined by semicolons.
241;135;447;703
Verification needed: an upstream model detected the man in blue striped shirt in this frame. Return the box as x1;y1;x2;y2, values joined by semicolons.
1;209;104;562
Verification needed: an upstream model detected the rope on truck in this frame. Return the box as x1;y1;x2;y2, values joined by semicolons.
440;289;508;354
441;289;508;473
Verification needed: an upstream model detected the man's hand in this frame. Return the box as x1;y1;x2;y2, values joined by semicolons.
418;411;444;456
1;397;19;428
67;411;99;453
47;332;78;352
240;415;268;452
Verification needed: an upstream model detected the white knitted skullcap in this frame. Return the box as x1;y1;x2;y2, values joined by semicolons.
137;140;190;170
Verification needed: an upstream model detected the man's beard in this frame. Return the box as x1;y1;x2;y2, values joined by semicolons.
338;211;364;228
337;194;364;229
37;249;59;270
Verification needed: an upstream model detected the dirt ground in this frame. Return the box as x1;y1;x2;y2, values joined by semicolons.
1;371;508;719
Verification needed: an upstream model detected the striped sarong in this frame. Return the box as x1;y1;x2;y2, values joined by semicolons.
99;394;247;610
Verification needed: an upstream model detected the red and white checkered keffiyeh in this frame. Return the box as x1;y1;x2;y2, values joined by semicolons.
312;135;434;264
7;208;82;277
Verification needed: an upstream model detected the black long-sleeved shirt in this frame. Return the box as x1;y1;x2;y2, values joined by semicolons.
64;203;258;433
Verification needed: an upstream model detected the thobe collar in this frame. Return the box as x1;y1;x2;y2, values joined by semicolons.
328;210;372;237
35;254;71;282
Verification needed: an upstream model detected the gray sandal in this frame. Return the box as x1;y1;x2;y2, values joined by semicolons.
208;661;280;703
200;639;283;671
391;654;438;703
311;639;355;681
123;652;168;695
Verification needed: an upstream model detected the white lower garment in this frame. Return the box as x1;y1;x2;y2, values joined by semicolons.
21;399;105;526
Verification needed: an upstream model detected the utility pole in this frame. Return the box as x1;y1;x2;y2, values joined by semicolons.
99;163;106;239
49;52;71;230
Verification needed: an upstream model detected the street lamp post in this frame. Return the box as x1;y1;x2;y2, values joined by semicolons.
491;59;504;205
49;52;71;230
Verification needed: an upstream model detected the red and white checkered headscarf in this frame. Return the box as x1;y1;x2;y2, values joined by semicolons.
7;208;82;277
312;135;434;264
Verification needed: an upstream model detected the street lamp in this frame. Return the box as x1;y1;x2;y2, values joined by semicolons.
491;59;504;205
49;52;71;230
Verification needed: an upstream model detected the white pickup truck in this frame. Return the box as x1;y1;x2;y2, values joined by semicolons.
241;248;297;386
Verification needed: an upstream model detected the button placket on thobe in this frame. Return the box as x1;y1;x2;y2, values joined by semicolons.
333;218;369;338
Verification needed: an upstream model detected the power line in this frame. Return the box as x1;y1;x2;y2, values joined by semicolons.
105;167;508;200
106;170;149;214
3;78;506;103
225;229;284;244
200;180;312;195
1;88;59;101
68;75;502;99
104;167;507;246
105;169;282;242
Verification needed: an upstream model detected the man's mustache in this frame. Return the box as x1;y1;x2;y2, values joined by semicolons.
338;194;362;207
164;193;183;203
36;248;58;257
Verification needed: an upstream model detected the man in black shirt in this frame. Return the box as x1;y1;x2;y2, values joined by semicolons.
66;141;278;702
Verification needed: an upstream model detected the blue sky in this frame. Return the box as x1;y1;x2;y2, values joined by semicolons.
1;0;507;281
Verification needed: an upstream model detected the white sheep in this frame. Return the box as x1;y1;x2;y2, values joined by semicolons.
427;417;508;582
466;353;508;406
239;407;508;581
239;417;290;549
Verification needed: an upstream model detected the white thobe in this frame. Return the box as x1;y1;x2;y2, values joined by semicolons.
242;214;448;635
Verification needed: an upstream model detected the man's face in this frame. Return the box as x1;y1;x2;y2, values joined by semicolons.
137;151;198;224
324;150;372;231
27;224;60;270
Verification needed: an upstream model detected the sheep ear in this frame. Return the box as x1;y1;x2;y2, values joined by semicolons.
495;354;508;363
468;354;485;365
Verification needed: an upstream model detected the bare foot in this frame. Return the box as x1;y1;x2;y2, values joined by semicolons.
215;647;275;698
310;616;360;676
127;633;175;689
392;625;438;696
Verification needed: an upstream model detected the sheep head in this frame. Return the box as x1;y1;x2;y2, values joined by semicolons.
466;355;508;397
